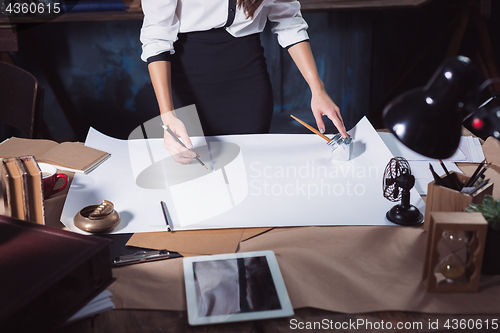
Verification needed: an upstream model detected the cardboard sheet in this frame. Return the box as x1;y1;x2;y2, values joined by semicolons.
483;137;500;167
61;117;425;233
241;227;273;241
126;227;272;255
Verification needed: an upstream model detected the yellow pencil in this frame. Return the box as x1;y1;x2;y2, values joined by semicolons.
290;115;331;142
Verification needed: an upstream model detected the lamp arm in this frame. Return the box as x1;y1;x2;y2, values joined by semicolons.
461;78;499;123
478;78;500;93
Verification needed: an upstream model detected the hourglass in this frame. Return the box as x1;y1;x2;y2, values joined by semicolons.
423;212;488;293
439;230;469;282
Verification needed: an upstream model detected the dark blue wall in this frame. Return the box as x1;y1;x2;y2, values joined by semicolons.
11;0;500;141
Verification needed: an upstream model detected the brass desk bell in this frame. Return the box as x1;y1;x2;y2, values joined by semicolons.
74;200;120;233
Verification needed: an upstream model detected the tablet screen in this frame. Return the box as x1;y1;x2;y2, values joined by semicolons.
193;256;281;317
184;251;293;325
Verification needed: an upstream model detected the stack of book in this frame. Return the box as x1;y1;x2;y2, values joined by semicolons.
0;137;110;226
1;156;45;225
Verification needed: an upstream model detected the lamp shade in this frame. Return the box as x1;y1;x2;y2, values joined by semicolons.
383;56;480;159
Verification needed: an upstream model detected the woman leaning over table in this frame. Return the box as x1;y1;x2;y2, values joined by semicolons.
140;0;348;163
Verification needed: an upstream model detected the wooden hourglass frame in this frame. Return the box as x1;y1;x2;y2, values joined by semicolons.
422;212;488;293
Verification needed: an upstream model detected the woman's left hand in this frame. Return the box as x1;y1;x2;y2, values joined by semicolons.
311;89;348;138
287;41;349;139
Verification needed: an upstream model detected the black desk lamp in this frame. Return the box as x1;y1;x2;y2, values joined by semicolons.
383;56;499;159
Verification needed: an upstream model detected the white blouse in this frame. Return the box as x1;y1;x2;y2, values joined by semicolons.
140;0;309;62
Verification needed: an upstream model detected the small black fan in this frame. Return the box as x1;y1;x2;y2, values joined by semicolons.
383;157;423;226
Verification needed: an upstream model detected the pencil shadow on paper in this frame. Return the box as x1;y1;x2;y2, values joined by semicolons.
350;141;367;160
346;125;366;160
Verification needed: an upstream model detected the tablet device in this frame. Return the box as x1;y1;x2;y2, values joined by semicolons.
183;250;294;325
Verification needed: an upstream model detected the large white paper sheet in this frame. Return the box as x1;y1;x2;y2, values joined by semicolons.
66;290;115;324
459;136;485;163
378;132;467;162
377;133;483;195
61;117;425;233
379;132;485;163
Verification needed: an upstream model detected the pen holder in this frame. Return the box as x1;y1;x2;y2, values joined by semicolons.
74;200;121;233
423;172;493;231
328;134;353;161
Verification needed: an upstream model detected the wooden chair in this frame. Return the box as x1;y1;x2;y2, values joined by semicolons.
0;61;44;140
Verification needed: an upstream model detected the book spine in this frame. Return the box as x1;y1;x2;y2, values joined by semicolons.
0;161;12;217
2;159;27;221
20;156;45;225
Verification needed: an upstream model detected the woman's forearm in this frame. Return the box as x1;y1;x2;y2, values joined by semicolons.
149;60;195;155
287;41;325;95
148;60;175;122
287;40;348;137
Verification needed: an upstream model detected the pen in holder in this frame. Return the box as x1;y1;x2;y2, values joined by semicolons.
328;134;353;161
424;172;493;231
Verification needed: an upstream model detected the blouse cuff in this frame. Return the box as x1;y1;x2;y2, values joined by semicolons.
147;51;173;64
285;38;310;50
277;28;309;49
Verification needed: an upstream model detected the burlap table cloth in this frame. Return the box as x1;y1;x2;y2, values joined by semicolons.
108;225;500;314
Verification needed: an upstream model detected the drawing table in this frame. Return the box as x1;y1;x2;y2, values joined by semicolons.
43;131;500;333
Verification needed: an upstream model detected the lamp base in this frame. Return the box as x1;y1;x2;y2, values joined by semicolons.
386;204;423;226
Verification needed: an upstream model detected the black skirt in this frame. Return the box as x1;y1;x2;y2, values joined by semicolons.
171;28;273;136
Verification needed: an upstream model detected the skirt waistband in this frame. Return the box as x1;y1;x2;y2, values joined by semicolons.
177;28;259;43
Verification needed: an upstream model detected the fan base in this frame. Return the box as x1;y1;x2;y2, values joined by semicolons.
386;204;423;226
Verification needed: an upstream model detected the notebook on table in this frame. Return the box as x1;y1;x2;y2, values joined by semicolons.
0;137;110;174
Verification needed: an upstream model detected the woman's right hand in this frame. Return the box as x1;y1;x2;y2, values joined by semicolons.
162;111;198;164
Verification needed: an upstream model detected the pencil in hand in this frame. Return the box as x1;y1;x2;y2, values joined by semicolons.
162;124;208;169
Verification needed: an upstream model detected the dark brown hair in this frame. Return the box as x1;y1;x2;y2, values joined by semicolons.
238;0;265;19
